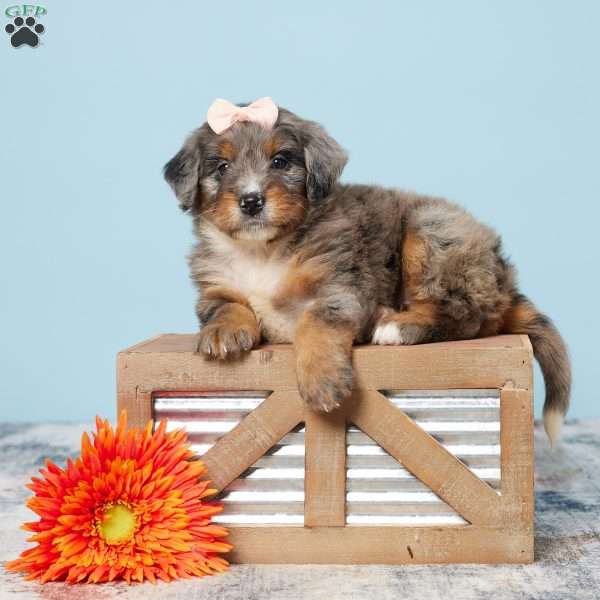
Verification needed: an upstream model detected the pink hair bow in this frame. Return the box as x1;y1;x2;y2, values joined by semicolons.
206;97;279;135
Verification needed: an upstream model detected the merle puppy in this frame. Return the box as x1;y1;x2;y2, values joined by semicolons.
164;99;571;443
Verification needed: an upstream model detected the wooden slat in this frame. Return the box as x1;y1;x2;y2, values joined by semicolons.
116;385;152;429
117;345;299;394
500;388;534;528
121;333;528;354
304;408;346;526
227;525;533;564
201;391;304;491
348;391;502;526
352;337;532;391
117;334;532;393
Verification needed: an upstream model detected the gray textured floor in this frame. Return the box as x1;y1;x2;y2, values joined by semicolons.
1;420;599;599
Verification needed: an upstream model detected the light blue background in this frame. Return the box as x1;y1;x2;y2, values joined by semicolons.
1;1;598;422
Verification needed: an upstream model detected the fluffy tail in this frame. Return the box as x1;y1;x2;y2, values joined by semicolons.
502;293;571;446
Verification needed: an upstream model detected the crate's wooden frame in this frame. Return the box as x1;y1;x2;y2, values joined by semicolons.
117;334;534;564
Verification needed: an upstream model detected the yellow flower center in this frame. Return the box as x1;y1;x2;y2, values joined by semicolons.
98;503;137;545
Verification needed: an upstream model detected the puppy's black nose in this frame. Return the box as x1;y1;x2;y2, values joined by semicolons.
239;193;265;216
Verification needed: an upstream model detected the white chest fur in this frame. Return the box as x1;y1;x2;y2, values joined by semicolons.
199;223;307;343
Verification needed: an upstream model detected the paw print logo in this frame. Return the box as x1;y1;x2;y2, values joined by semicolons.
5;16;44;48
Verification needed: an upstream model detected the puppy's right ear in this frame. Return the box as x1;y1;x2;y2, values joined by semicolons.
163;131;205;212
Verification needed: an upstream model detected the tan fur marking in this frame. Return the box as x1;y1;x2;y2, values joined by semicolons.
295;312;355;413
262;134;290;158
203;286;253;311
271;258;330;309
219;140;236;161
478;317;503;338
264;182;307;236
402;230;428;290
404;302;437;325
502;302;539;333
379;303;437;328
398;231;440;330
212;190;241;234
262;135;283;158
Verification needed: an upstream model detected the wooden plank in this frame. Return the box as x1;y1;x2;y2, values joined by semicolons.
304;408;346;527
120;333;528;354
500;388;534;529
116;355;152;428
348;391;502;527
117;345;300;392
227;526;533;564
201;391;304;491
352;339;531;391
117;334;531;391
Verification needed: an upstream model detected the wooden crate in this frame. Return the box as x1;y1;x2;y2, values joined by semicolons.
117;334;534;564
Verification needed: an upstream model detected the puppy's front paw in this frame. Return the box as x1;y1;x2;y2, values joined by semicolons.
296;350;354;413
197;321;259;360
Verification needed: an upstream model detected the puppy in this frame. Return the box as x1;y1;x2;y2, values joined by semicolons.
164;99;571;444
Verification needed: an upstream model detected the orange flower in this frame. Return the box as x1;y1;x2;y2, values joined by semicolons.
6;411;231;584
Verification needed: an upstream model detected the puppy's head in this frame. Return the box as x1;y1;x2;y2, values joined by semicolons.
163;106;347;241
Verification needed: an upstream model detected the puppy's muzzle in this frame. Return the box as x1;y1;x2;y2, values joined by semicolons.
239;193;265;217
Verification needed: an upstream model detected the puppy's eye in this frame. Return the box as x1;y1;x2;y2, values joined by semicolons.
271;156;288;170
217;162;229;176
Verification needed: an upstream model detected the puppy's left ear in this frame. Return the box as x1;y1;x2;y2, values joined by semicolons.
303;122;348;201
163;129;206;212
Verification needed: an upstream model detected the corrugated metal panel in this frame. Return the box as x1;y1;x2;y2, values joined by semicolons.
154;392;304;526
346;389;500;526
153;388;501;527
